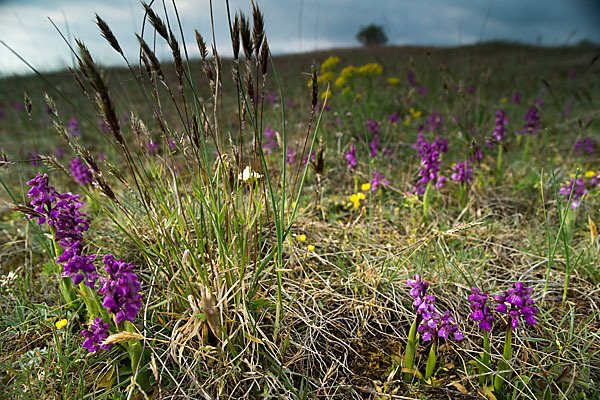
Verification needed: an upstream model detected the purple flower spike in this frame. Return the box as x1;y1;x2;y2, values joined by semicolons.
70;158;93;186
412;133;449;195
59;248;98;288
370;170;389;192
494;282;539;329
26;173;57;225
98;254;142;325
286;147;296;165
407;274;428;299
559;178;587;209
418;310;463;342
519;107;540;135
68;117;81;138
262;125;278;154
407;274;435;317
367;119;380;158
451;161;473;184
492;109;508;142
81;317;113;353
345;144;357;169
574;138;594;155
26;173;97;288
468;287;495;331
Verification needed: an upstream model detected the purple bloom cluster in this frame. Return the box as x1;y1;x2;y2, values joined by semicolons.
450;161;473;184
262;125;278;154
389;112;400;125
407;274;434;316
303;151;316;165
286;147;296;165
407;274;463;342
367;118;380;158
370;170;389;192
494;282;539;330
574;138;594;154
146;140;159;155
345;144;357;169
68;117;81;138
406;70;427;96
427;111;444;132
492;109;508;142
468;288;495;331
412;133;449;195
58;249;98;288
418;311;464;341
519;107;540;135
98;254;142;325
559;178;588;209
81;317;113;353
26;173;97;288
70;158;93;186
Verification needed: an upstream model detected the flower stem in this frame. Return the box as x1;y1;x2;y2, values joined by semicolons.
494;325;513;393
424;339;437;381
124;321;151;393
496;145;503;182
404;315;418;380
50;228;75;307
479;330;491;386
423;181;432;222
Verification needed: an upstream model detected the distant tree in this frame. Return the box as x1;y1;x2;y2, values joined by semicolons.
356;24;388;46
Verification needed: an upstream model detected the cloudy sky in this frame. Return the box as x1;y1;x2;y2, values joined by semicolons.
0;0;599;75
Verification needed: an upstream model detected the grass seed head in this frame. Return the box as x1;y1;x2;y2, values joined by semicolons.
95;14;123;55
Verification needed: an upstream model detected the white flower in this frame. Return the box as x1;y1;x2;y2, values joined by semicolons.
238;166;262;182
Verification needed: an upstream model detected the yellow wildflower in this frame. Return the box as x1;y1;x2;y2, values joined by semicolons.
55;319;68;329
319;71;335;83
404;116;411;126
349;193;366;209
340;65;357;79
307;244;315;251
297;234;306;242
335;76;347;88
321;56;340;72
410;108;422;118
358;63;383;76
585;171;596;178
501;97;508;104
387;77;400;85
361;183;371;191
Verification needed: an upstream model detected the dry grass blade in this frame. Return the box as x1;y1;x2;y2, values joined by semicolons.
102;331;144;345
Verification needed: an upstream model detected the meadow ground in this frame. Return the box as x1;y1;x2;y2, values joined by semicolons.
0;7;599;399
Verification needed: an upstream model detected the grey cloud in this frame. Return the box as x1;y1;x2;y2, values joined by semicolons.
0;0;598;75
